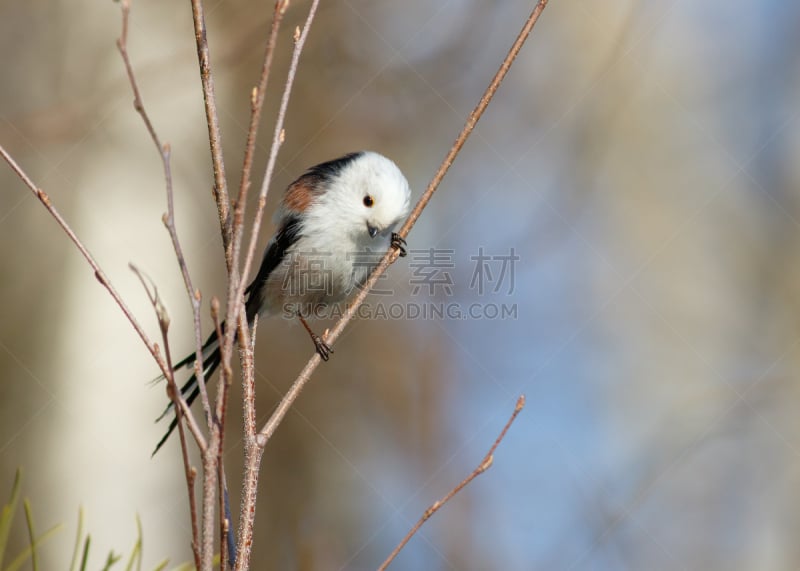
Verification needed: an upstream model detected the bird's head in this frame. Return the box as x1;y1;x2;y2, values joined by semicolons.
283;151;411;244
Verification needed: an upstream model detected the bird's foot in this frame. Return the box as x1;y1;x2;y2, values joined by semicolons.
312;334;333;361
391;232;407;257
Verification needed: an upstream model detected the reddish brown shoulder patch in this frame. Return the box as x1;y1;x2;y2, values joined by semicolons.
284;177;317;213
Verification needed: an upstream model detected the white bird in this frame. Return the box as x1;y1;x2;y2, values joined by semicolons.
154;151;411;453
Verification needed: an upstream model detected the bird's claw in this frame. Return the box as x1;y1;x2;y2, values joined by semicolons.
391;232;407;257
312;335;333;361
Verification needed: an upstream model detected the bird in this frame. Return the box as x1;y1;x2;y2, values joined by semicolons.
153;151;411;454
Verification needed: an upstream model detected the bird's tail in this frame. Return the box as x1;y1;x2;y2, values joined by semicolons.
152;327;223;456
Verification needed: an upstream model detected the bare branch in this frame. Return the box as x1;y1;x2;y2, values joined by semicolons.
189;0;232;266
211;297;231;438
378;396;526;571
128;263;204;569
128;264;208;450
116;0;162;151
210;296;235;569
398;0;549;237
233;0;290;234
0;145;170;376
116;0;214;427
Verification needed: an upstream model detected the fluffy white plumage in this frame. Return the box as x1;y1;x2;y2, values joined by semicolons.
262;150;411;315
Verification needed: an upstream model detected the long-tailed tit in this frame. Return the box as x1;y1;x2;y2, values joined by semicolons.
154;151;411;453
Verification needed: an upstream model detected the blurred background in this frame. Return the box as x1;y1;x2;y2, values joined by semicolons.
1;0;799;569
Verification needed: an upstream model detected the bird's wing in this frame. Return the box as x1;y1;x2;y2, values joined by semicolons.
244;215;303;322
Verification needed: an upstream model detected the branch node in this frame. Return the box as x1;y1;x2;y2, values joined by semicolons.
378;392;528;571
423;502;440;520
36;188;50;206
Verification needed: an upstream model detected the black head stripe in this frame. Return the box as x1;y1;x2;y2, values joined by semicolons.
295;151;364;191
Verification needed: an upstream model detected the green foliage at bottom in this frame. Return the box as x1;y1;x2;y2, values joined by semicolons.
1;468;193;571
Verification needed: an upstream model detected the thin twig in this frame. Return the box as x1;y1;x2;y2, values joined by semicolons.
212;299;235;571
233;0;289;239
211;297;231;441
129;265;208;450
0;145;170;377
117;0;160;152
128;263;204;570
378;396;526;571
218;0;290;444
210;296;234;570
220;484;230;571
189;0;231;267
398;1;549;237
116;0;214;429
234;0;320;340
256;0;550;445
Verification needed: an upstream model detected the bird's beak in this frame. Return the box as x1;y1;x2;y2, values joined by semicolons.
367;223;379;238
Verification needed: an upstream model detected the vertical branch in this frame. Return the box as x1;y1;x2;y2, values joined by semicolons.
233;316;262;570
129;265;205;570
200;448;217;571
185;3;239;567
219;1;289;422
232;4;321;569
234;0;289;226
210;296;234;569
235;0;321;315
206;11;290;554
189;0;232;266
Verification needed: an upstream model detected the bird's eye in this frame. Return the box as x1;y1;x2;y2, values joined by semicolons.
363;195;374;207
